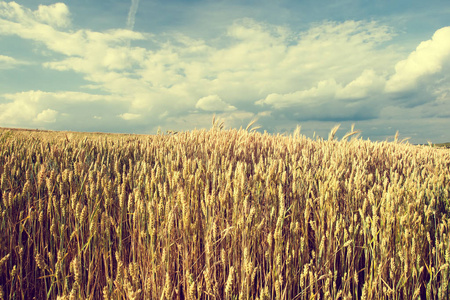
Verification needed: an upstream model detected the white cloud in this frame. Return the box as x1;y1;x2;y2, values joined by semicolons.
0;90;124;128
119;113;141;120
0;2;70;31
34;109;58;123
386;26;450;93
0;6;402;129
0;2;24;20
1;90;123;103
195;95;236;111
336;69;386;99
0;54;25;69
34;3;70;28
257;79;342;109
0;93;36;126
1;4;398;107
0;2;145;59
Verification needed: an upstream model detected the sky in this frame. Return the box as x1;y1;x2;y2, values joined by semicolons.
1;0;450;143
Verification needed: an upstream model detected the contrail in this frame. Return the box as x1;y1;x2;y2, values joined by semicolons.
126;0;140;30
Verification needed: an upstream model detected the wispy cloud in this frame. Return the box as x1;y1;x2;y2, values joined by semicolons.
0;54;27;69
126;0;140;30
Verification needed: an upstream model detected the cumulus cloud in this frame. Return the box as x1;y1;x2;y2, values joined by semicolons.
34;109;58;123
256;72;384;120
257;79;341;109
0;93;37;126
0;2;70;28
336;69;386;99
1;4;398;119
385;26;450;93
34;3;70;28
195;95;236;112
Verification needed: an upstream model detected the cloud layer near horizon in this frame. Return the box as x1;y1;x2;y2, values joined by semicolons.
1;2;450;142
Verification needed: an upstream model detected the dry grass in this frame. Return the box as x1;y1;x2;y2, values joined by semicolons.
0;126;449;299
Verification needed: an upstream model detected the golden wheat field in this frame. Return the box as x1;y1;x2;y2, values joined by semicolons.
0;126;449;300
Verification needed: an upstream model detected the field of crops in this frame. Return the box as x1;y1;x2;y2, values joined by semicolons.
0;126;449;299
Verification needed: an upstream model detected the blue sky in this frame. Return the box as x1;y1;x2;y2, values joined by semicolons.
1;0;450;143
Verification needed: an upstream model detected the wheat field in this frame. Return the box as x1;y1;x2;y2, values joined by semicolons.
0;126;449;299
